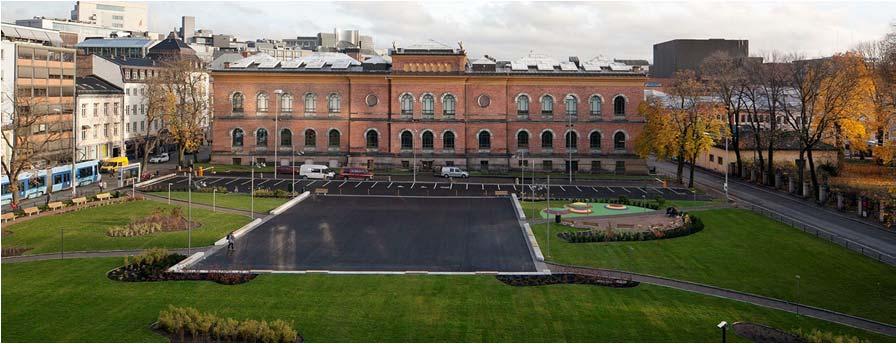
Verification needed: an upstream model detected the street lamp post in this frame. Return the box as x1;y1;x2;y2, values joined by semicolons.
717;321;728;343
568;110;573;184
251;155;255;219
167;183;172;204
724;136;729;201
795;275;801;315
274;89;283;179
188;167;192;254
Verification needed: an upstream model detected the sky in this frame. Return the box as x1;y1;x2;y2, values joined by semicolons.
2;0;895;62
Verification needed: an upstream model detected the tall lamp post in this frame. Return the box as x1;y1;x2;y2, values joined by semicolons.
703;131;730;201
717;321;728;343
251;155;255;218
188;167;192;254
273;89;283;179
567;105;573;184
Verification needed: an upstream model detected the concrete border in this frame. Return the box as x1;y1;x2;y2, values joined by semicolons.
512;193;548;273
179;268;552;275
270;191;310;215
135;173;176;188
510;193;527;220
168;251;204;272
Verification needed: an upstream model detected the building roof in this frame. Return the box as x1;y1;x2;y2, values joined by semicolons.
210;52;245;70
221;52;368;72
103;55;162;68
76;75;123;94
148;32;196;57
1;23;63;46
76;37;154;49
393;39;462;55
470;53;648;76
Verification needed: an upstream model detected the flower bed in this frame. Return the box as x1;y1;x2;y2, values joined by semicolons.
604;203;628;210
496;273;639;288
558;214;704;243
731;322;805;343
106;208;199;237
1;246;32;257
155;305;302;343
107;248;256;285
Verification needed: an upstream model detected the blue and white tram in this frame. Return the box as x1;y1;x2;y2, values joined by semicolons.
1;160;101;205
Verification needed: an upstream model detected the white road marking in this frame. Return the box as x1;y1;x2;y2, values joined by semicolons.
355;182;362;188
670;188;686;195
241;180;251;186
605;186;614;193
650;187;663;194
621;187;631;193
257;180;269;187
339;180;347;188
497;184;501;190
432;183;438;189
411;183;416;189
306;180;318;188
225;179;238;185
575;185;582;192
637;187;647;194
273;180;286;187
466;183;469;190
323;180;332;187
558;185;566;191
387;182;393;189
591;186;599;192
370;182;378;189
481;184;484;190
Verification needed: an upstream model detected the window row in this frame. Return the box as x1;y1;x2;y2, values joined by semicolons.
399;93;456;116
231;128;626;152
231;128;341;148
231;92;340;114
516;94;626;116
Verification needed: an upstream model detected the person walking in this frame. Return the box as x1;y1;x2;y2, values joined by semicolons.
226;232;235;251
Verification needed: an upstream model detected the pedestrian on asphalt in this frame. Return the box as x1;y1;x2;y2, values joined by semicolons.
226;232;235;250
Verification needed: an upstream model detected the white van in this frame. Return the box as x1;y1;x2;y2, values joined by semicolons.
434;166;469;178
299;164;335;180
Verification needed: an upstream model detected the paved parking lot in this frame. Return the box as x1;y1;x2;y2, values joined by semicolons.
188;195;538;272
148;175;707;200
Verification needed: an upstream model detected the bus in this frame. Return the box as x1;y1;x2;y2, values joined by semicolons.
1;160;102;205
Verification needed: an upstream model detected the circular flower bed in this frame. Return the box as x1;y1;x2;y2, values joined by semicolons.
496;274;639;288
566;202;593;214
604;203;628;210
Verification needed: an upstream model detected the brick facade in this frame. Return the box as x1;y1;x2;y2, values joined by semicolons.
211;57;649;174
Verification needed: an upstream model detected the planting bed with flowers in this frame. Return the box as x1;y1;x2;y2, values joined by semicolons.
496;273;639;288
108;248;256;285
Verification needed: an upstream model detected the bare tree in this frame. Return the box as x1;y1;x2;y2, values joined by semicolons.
0;95;64;206
157;58;209;168
746;53;792;185
138;73;175;169
701;52;747;176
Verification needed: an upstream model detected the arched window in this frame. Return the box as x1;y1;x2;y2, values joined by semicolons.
541;95;554;115
281;93;293;112
304;129;316;147
614;131;626;150
590;96;602;115
478;131;491;149
328;129;340;147
256;128;268;146
327;93;340;113
517;95;530;115
422;131;434;149
590;131;602;150
400;94;413;115
443;131;455;149
304;93;316;113
400;131;413;149
232;128;244;147
613;95;626;115
280;129;292;147
517;131;529;149
366;130;379;149
443;95;456;116
566;131;577;149
256;93;268;112
231;93;244;112
541;131;553;149
422;94;434;116
565;95;578;116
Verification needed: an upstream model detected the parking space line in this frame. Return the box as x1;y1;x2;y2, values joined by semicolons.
323;180;332;187
241;180;251;186
669;188;686;195
273;180;285;187
575;185;582;192
370;182;378;189
466;183;469;190
225;179;238;185
339;180;347;188
636;187;646;194
605;186;614;193
650;187;663;194
387;182;393;189
432;183;438;189
558;185;566;191
591;186;598;192
306;180;318;188
354;182;362;188
257;180;269;187
481;184;484;190
497;184;501;190
621;187;631;193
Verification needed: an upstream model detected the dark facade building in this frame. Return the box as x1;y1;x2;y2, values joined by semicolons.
652;39;748;78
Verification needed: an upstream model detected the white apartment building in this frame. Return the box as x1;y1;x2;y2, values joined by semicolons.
75;76;123;160
71;1;148;32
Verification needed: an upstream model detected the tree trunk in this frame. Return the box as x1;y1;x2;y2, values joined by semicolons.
833;123;846;166
766;136;775;187
687;153;697;188
807;147;820;201
733;138;742;177
675;153;685;184
797;149;806;196
141;138;155;170
178;146;186;167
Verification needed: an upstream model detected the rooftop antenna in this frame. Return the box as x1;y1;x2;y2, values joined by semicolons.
392;41;396;50
458;41;464;51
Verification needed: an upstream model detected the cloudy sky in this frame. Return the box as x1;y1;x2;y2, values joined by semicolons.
3;1;894;61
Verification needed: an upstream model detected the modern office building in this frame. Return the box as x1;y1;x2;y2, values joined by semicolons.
1;23;77;168
209;41;649;174
15;17;124;44
70;1;149;32
652;39;749;78
75;37;156;58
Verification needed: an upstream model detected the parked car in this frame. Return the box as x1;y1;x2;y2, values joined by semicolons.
434;166;469;178
276;165;299;175
149;152;170;163
339;167;374;180
299;164;335;180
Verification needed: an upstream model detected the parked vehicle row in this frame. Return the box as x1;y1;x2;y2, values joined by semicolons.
272;165;468;181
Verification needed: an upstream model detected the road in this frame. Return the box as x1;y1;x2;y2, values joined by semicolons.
653;160;896;260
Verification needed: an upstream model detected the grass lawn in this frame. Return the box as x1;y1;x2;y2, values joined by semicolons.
2;200;251;254
150;191;288;213
538;202;654;219
2;258;892;342
531;208;896;324
519;199;717;219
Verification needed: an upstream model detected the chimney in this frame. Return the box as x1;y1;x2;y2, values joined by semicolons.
224;61;231;68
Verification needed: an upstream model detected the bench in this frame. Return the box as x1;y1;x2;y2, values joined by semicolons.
72;197;88;206
1;212;15;222
314;188;328;195
23;207;40;216
47;201;65;211
494;190;509;196
96;193;113;200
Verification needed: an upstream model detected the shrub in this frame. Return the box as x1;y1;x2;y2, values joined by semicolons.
793;328;866;343
654;196;666;207
558;214;704;243
105;208;198;237
254;188;289;198
158;305;300;342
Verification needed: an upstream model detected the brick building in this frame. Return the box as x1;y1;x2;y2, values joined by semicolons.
210;41;649;174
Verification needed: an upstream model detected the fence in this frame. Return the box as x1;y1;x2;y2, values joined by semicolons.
745;203;896;266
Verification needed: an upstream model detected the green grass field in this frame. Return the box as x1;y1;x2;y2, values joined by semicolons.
2;200;251;254
2;258;891;342
519;199;716;219
150;192;288;213
532;208;896;324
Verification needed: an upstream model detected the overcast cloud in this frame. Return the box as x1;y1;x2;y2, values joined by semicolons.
3;1;894;61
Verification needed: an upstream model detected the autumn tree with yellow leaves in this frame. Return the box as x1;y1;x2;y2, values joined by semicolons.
154;58;209;167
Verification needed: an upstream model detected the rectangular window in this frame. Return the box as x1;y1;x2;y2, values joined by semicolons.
543;160;553;171
93;103;98;116
480;160;489;171
103;103;109;116
140;121;145;131
591;160;602;172
81;129;86;140
104;124;109;137
81;104;87;117
718;157;724;165
615;161;626;174
709;154;715;162
232;158;242;166
126;122;130;133
113;102;119;115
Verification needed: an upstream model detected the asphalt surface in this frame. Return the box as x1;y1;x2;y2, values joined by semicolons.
190;196;538;272
144;174;708;201
654;160;896;260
